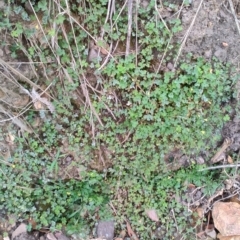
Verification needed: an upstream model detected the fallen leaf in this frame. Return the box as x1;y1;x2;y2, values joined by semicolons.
196;231;205;238
28;217;37;229
31;88;55;113
230;195;240;204
119;230;126;238
222;42;228;47
228;155;233;164
34;101;43;110
6;132;15;145
126;221;139;240
146;209;159;222
188;183;196;189
96;39;110;55
196;207;204;218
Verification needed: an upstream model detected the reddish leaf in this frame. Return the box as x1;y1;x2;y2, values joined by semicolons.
146;209;159;222
126;221;139;240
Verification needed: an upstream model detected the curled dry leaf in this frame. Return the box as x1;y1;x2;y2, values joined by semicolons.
227;155;233;164
126;220;139;240
6;132;15;145
196;207;204;218
146;209;159;222
96;39;110;55
31;88;55;113
119;230;126;238
222;42;228;47
34;101;43;110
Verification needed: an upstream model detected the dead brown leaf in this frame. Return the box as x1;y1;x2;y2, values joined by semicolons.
228;155;233;164
33;100;43;111
230;195;240;204
28;217;37;229
5;132;15;145
222;42;229;47
196;231;206;239
196;207;204;218
96;39;110;55
146;209;159;222
187;183;196;190
126;221;139;240
31;88;55;113
118;230;126;238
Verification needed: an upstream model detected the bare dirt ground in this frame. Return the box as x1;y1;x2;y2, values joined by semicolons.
180;0;240;65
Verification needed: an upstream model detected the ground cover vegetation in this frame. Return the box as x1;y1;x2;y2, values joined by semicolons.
0;0;239;239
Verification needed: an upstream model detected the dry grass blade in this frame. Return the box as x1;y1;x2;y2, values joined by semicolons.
81;81;104;128
126;0;133;56
199;164;240;171
31;88;55;113
0;58;41;90
113;0;128;28
0;104;32;133
27;0;57;57
126;220;139;240
155;0;170;32
228;0;240;35
174;0;204;67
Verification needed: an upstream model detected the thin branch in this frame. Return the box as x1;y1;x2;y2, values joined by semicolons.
174;0;204;67
155;0;170;32
0;58;41;90
199;164;240;171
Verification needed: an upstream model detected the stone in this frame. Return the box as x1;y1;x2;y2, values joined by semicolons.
97;221;114;240
206;229;217;239
212;202;240;236
13;233;37;240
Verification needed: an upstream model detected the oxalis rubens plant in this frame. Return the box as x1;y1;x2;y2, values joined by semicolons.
0;0;239;239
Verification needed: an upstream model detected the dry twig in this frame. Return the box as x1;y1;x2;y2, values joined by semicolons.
126;0;133;56
228;0;240;35
174;0;204;67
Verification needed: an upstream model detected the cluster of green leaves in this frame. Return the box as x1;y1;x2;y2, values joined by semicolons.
0;0;238;239
103;56;234;153
0;136;108;235
106;165;224;239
